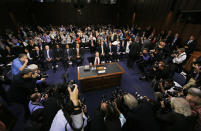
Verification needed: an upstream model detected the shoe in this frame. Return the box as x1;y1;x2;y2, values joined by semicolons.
139;76;147;80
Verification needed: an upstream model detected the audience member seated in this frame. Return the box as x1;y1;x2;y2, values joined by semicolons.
43;45;55;70
74;44;84;66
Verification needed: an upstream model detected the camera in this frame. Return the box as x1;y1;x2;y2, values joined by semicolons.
67;80;76;91
153;61;159;69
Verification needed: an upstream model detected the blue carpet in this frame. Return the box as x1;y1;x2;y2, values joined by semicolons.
46;52;155;116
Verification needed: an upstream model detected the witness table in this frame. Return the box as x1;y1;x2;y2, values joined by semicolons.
77;62;125;92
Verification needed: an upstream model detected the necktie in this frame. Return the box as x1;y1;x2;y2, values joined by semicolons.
91;40;94;46
77;49;79;56
37;51;39;56
96;58;98;65
47;50;50;58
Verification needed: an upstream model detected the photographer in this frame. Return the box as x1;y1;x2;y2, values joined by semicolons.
157;97;195;131
183;63;201;90
140;61;171;81
50;84;88;131
136;48;150;74
121;93;159;131
186;88;201;131
8;69;36;115
171;48;187;73
154;79;183;95
91;101;126;131
29;92;46;114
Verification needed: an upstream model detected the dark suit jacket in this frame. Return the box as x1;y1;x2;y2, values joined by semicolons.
32;50;43;61
184;40;196;54
123;102;160;131
43;49;54;59
89;40;97;48
73;48;84;58
97;45;107;55
129;42;140;57
107;45;115;54
54;48;63;58
63;48;73;59
156;111;195;131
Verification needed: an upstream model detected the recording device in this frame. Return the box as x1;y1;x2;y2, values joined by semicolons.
153;61;159;69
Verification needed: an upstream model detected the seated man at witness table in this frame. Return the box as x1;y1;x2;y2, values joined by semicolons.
90;52;104;66
11;53;28;78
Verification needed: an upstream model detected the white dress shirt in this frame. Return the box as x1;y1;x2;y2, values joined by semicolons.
173;52;186;64
94;57;100;65
126;41;130;54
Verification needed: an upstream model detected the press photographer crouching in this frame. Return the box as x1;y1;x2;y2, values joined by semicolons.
183;62;201;90
29;92;47;114
186;88;201;131
90;98;126;131
156;97;195;131
121;93;159;131
27;64;48;92
50;84;88;131
140;61;172;81
8;68;36;116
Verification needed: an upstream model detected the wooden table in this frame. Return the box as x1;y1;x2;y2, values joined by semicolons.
77;62;125;92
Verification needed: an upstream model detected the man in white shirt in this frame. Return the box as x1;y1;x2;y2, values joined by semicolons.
172;48;187;64
172;48;187;72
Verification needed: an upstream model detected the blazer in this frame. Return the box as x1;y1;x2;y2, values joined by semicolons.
43;49;54;59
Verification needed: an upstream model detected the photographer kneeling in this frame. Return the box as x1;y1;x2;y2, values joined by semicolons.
29;92;47;114
157;97;195;131
50;84;88;131
91;100;126;131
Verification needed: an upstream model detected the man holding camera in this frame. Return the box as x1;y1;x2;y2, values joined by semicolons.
183;63;201;90
171;48;187;73
50;84;88;131
11;53;28;78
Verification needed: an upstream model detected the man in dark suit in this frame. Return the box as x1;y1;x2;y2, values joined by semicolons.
106;42;115;62
32;46;44;69
54;44;63;67
170;33;181;51
97;41;107;62
43;45;54;70
127;38;140;68
89;52;103;66
74;44;84;66
63;44;74;69
184;35;196;55
89;36;96;53
114;43;122;62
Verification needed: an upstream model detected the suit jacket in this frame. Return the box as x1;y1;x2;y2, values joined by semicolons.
89;40;97;48
170;37;181;49
43;49;54;59
73;48;84;58
129;42;140;57
63;48;73;59
97;45;107;55
107;45;115;54
32;50;43;61
54;48;63;58
184;40;196;54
